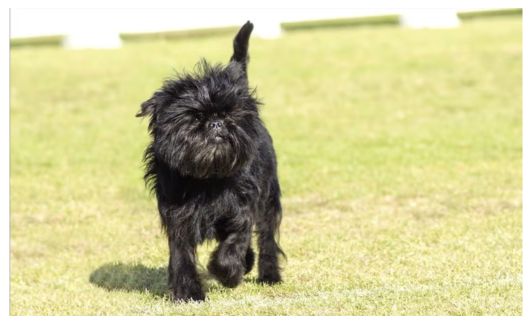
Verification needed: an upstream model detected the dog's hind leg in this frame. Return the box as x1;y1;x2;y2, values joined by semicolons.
244;244;255;274
256;181;283;285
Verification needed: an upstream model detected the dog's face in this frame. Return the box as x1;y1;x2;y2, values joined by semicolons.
138;61;261;179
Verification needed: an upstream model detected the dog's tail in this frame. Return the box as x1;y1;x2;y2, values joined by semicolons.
230;21;253;72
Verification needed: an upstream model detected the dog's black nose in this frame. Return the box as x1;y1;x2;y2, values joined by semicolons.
209;120;223;129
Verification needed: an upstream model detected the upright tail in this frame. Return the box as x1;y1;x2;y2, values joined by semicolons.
230;21;254;72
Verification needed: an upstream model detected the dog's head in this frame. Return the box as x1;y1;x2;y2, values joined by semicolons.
137;21;261;179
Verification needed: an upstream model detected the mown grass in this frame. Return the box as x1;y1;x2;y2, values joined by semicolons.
10;16;521;315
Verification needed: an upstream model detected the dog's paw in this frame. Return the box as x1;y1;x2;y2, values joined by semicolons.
208;259;244;288
171;287;206;303
257;272;282;285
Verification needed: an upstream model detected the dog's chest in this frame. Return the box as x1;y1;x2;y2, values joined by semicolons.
178;177;259;242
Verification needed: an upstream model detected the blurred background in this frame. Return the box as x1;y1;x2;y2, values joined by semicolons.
10;7;520;47
10;7;522;315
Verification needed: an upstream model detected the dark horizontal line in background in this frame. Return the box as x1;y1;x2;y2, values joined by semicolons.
9;8;522;48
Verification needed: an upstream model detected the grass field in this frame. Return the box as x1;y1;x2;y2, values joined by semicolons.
10;16;522;315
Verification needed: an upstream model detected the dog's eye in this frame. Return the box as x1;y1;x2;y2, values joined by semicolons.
194;112;204;121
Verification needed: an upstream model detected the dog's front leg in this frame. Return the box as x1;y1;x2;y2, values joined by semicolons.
168;237;205;302
208;219;251;288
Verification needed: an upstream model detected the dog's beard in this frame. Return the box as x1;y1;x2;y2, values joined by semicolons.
155;123;256;179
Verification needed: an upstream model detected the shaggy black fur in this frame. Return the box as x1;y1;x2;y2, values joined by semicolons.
136;21;284;302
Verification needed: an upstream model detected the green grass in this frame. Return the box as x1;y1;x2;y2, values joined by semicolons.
10;16;522;315
120;25;241;42
9;34;64;48
281;14;400;31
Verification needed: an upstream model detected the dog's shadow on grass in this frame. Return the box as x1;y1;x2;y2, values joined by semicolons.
89;263;169;297
90;262;259;298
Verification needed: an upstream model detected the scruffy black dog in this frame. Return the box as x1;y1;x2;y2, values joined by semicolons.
136;21;283;302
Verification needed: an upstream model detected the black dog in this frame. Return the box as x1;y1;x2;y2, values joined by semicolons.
136;21;284;302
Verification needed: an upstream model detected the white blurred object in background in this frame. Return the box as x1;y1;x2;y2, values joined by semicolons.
400;9;461;28
59;11;122;49
251;17;282;39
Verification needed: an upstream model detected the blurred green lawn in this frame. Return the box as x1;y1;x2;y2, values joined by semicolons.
10;16;521;315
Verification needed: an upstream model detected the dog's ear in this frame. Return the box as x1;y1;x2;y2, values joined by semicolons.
136;92;161;118
230;21;253;72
